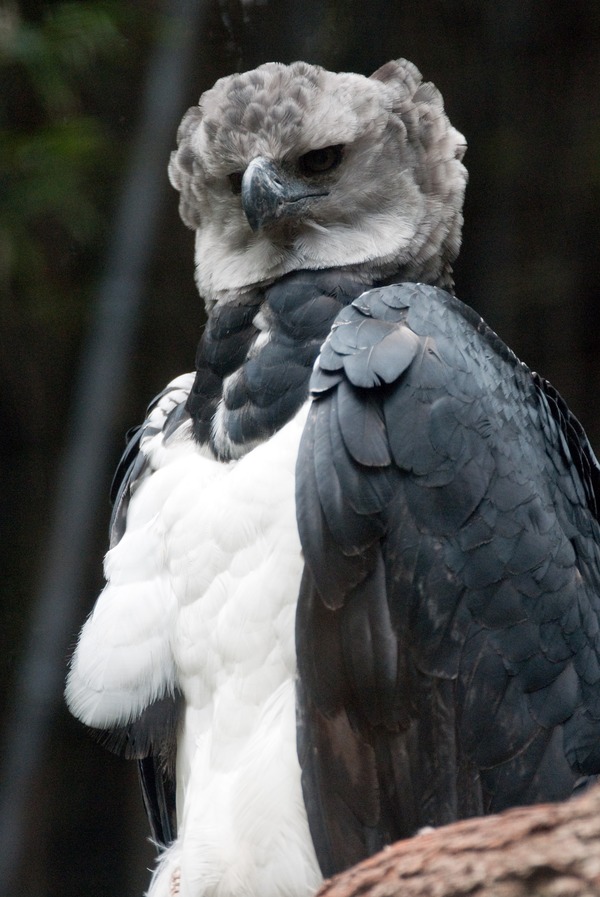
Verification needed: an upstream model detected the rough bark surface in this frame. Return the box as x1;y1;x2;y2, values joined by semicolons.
316;785;600;897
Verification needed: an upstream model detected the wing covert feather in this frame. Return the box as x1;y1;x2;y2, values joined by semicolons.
296;282;600;874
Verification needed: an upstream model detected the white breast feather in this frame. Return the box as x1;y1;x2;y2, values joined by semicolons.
67;391;321;897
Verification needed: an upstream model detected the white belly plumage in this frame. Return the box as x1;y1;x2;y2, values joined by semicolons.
66;398;322;897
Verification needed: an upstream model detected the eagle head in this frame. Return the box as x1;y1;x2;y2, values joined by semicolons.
169;59;467;306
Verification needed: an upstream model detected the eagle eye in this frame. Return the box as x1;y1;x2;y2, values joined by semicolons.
229;171;243;195
299;144;344;176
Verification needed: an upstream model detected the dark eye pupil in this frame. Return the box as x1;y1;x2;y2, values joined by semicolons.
229;171;243;195
299;144;343;175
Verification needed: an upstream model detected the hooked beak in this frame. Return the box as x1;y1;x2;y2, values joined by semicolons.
241;156;328;232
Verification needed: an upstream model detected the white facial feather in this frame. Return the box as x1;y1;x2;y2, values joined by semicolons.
169;59;467;305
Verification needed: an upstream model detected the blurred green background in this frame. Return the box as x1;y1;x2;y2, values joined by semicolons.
1;1;599;894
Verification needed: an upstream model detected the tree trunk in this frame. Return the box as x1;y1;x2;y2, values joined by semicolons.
317;785;600;897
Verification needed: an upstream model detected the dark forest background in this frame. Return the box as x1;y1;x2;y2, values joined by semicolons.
1;1;599;894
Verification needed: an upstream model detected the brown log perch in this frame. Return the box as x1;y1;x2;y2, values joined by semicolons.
316;784;600;897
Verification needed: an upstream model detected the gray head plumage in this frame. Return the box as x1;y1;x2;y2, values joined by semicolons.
169;59;467;306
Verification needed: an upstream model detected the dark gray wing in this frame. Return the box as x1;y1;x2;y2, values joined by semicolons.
101;377;193;847
295;282;600;876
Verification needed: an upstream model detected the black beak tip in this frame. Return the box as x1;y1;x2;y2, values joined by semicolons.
243;204;261;232
241;157;285;232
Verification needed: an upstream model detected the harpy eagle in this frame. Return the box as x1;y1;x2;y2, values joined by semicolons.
66;59;600;896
